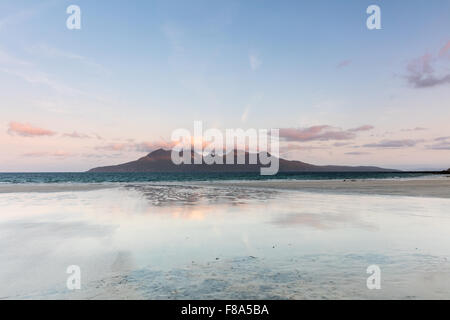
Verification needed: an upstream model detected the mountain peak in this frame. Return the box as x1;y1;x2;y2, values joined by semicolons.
146;148;171;158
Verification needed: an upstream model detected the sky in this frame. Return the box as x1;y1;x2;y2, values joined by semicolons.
1;0;450;172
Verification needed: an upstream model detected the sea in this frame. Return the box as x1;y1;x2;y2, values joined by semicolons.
0;171;430;184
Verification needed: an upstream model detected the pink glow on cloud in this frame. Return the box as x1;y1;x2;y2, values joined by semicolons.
95;143;129;152
63;131;92;139
406;42;450;88
337;60;352;68
95;140;176;153
439;41;450;58
348;125;374;132
21;151;74;158
8;122;56;137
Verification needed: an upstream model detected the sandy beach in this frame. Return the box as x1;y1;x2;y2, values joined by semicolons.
1;177;450;299
0;183;113;194
194;176;450;199
1;176;450;198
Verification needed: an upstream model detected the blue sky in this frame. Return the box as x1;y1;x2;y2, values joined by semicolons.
1;0;450;171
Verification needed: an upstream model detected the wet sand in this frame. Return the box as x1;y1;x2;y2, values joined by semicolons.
197;177;450;199
1;178;450;299
0;183;113;193
1;176;450;199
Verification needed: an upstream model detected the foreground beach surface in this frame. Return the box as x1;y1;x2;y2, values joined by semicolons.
194;177;450;198
1;177;449;299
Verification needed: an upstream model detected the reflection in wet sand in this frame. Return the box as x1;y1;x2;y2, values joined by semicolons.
272;212;377;230
125;184;278;206
0;183;449;299
49;254;450;300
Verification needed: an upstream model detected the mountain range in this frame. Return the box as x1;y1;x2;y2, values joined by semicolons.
88;149;399;173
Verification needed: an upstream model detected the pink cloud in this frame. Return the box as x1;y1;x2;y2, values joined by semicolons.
363;139;423;148
95;143;129;152
406;44;450;88
279;143;325;154
8;122;56;137
348;125;374;132
134;141;176;152
95;140;176;153
337;60;352;68
63;131;91;139
439;40;450;58
22;151;75;158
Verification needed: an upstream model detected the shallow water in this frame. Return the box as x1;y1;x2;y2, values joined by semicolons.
0;183;449;299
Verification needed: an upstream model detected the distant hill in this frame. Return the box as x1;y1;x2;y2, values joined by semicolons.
87;149;399;173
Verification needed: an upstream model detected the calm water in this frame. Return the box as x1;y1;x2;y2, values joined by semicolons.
0;172;429;184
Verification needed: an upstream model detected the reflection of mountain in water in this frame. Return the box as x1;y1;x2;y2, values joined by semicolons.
126;184;277;207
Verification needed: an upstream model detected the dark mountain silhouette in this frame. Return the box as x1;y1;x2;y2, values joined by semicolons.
88;148;399;173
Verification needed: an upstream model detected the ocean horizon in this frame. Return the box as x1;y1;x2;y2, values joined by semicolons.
0;171;434;184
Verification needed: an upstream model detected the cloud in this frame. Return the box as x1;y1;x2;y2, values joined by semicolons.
427;136;450;150
0;2;54;32
95;140;175;153
0;48;84;96
81;153;123;159
8;122;56;137
134;141;176;152
345;152;371;155
406;42;450;88
337;60;352;68
348;125;374;132
280;143;325;153
435;136;450;141
0;67;82;95
63;131;92;139
333;142;352;147
241;94;262;123
27;44;107;74
363;139;423;148
249;54;262;70
241;107;250;123
30;44;86;61
408;73;450;88
162;22;185;54
401;127;427;132
0;8;36;32
0;49;31;66
22;151;74;158
439;41;450;58
279;125;357;142
427;141;450;150
95;143;129;152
